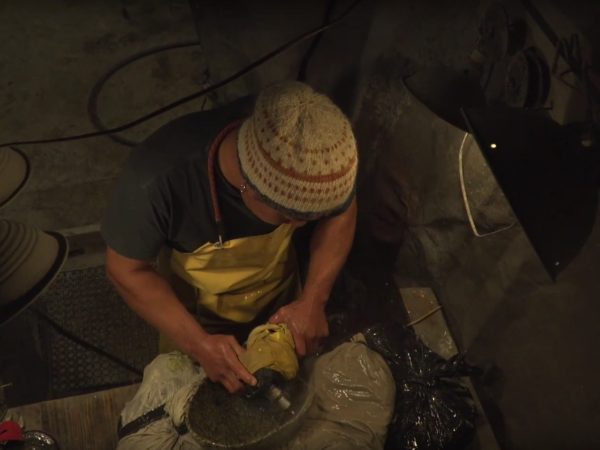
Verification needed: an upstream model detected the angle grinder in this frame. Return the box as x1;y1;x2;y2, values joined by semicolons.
239;323;299;410
185;324;312;448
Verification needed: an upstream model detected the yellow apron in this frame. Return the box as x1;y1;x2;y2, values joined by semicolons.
162;121;298;346
169;222;296;323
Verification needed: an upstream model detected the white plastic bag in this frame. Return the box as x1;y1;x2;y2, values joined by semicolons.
117;337;396;450
284;335;396;450
117;352;205;450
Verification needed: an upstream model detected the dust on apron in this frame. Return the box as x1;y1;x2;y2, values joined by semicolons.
169;122;298;324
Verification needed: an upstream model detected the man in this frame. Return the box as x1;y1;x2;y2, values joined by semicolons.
102;81;358;394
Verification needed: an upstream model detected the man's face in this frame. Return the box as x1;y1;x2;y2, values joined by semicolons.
245;186;308;227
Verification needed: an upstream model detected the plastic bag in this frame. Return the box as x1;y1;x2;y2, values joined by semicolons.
117;352;205;450
363;323;478;450
117;339;396;450
283;335;396;450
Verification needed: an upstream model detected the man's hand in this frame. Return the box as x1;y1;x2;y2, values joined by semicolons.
268;299;329;357
193;334;257;393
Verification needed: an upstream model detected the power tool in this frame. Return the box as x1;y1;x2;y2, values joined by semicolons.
239;323;299;410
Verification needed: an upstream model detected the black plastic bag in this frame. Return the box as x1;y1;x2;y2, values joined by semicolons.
364;322;478;450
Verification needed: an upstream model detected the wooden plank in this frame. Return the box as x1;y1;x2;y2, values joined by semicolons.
6;384;139;450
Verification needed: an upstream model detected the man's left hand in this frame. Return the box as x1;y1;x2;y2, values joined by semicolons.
268;299;329;357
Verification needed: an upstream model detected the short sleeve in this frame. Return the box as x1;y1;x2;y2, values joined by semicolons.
101;166;168;261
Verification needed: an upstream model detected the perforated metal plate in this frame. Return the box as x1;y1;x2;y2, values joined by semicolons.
38;266;157;397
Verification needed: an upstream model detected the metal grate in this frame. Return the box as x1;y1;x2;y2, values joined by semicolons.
38;266;157;397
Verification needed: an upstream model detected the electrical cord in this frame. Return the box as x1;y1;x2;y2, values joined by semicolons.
31;308;143;378
404;305;443;328
297;0;338;82
0;0;364;150
87;41;202;147
458;132;516;238
552;34;585;93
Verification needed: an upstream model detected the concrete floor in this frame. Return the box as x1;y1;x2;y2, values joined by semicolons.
1;1;600;449
0;0;206;229
0;0;204;405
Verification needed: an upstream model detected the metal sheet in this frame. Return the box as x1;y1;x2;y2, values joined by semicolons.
462;107;598;279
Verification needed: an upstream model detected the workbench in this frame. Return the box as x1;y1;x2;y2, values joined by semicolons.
5;384;139;450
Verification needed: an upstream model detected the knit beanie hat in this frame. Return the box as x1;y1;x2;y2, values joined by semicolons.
238;81;358;220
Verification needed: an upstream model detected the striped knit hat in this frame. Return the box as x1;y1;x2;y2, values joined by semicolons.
238;81;358;220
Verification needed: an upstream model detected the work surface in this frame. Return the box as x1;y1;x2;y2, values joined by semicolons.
6;384;139;450
3;287;499;450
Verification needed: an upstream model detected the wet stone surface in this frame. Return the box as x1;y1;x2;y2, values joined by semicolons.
187;378;308;448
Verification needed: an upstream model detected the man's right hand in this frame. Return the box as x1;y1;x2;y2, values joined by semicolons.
104;248;256;394
193;334;257;394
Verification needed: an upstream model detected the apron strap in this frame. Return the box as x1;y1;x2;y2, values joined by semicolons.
207;120;245;247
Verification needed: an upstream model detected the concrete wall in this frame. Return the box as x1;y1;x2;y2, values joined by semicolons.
191;0;376;114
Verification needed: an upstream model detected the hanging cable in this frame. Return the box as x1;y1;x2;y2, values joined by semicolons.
458;132;516;238
0;0;364;150
87;41;202;147
297;0;338;82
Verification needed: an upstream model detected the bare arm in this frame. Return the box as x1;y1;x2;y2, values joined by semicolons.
270;197;357;355
105;247;255;392
303;197;357;306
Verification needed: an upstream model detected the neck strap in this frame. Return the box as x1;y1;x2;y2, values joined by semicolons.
207;120;243;247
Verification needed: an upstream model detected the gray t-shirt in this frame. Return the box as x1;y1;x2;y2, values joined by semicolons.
101;97;278;260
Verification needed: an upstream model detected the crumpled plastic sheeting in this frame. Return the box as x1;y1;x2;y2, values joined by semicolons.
120;352;201;425
364;323;478;450
117;352;205;450
284;336;396;450
117;341;396;450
